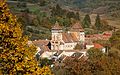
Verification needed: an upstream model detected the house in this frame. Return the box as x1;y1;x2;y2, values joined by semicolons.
40;51;56;59
85;42;106;53
33;40;51;51
52;50;87;62
85;31;112;41
94;43;106;53
32;40;51;56
51;21;85;50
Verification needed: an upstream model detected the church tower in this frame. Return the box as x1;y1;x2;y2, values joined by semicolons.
70;22;85;43
51;21;63;50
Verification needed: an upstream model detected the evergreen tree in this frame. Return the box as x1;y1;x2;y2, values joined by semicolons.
66;11;76;19
95;14;102;30
0;1;52;74
75;12;80;20
82;14;91;28
51;4;63;17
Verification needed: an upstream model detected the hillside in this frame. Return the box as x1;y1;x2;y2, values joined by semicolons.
8;0;120;15
7;0;120;40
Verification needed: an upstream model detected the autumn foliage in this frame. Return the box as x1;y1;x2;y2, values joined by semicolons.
0;0;52;74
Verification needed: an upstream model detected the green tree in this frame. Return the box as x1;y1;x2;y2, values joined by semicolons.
74;44;83;50
61;47;120;75
87;48;120;75
82;14;91;28
0;1;52;74
95;14;102;30
66;12;76;19
38;0;47;6
51;4;63;17
75;12;80;20
110;30;120;50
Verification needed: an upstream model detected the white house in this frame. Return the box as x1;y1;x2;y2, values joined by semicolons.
86;42;106;53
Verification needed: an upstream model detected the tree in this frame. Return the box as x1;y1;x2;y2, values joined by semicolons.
51;4;63;17
100;19;113;31
110;30;120;50
0;1;52;74
87;48;104;60
62;57;91;75
95;14;102;30
60;47;120;75
87;48;120;75
66;12;76;19
82;14;91;28
75;12;80;20
39;58;53;67
74;44;83;50
39;0;46;6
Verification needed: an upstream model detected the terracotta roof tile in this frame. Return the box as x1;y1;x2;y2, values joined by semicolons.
33;40;50;47
62;33;69;43
70;33;79;42
94;43;103;49
62;33;79;43
71;22;84;32
52;21;62;30
40;46;50;51
33;40;50;51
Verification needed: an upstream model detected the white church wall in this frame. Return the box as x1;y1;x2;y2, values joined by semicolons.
63;43;77;50
79;32;85;42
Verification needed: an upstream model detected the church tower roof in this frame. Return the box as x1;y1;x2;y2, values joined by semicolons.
71;22;84;32
52;21;62;30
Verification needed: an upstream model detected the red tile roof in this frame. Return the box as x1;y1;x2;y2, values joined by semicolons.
86;31;112;41
52;21;62;30
71;22;84;32
102;31;112;36
33;40;50;51
70;33;79;42
40;46;50;51
33;40;50;46
62;33;79;43
94;43;103;49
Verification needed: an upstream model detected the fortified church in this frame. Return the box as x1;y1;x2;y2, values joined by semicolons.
51;21;85;50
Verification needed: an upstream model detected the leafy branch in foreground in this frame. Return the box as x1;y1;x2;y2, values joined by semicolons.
0;0;52;74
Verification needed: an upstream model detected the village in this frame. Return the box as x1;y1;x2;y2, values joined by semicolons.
2;0;120;74
28;21;113;67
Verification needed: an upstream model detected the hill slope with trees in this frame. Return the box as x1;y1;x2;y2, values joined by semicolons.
7;0;120;40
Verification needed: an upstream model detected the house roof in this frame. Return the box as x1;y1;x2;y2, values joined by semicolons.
52;21;62;30
32;40;50;51
94;43;104;49
54;50;63;56
71;22;84;32
62;33;79;43
62;53;87;62
71;52;83;58
33;40;50;46
86;31;113;41
40;46;50;51
70;33;79;42
102;31;112;36
59;55;67;62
